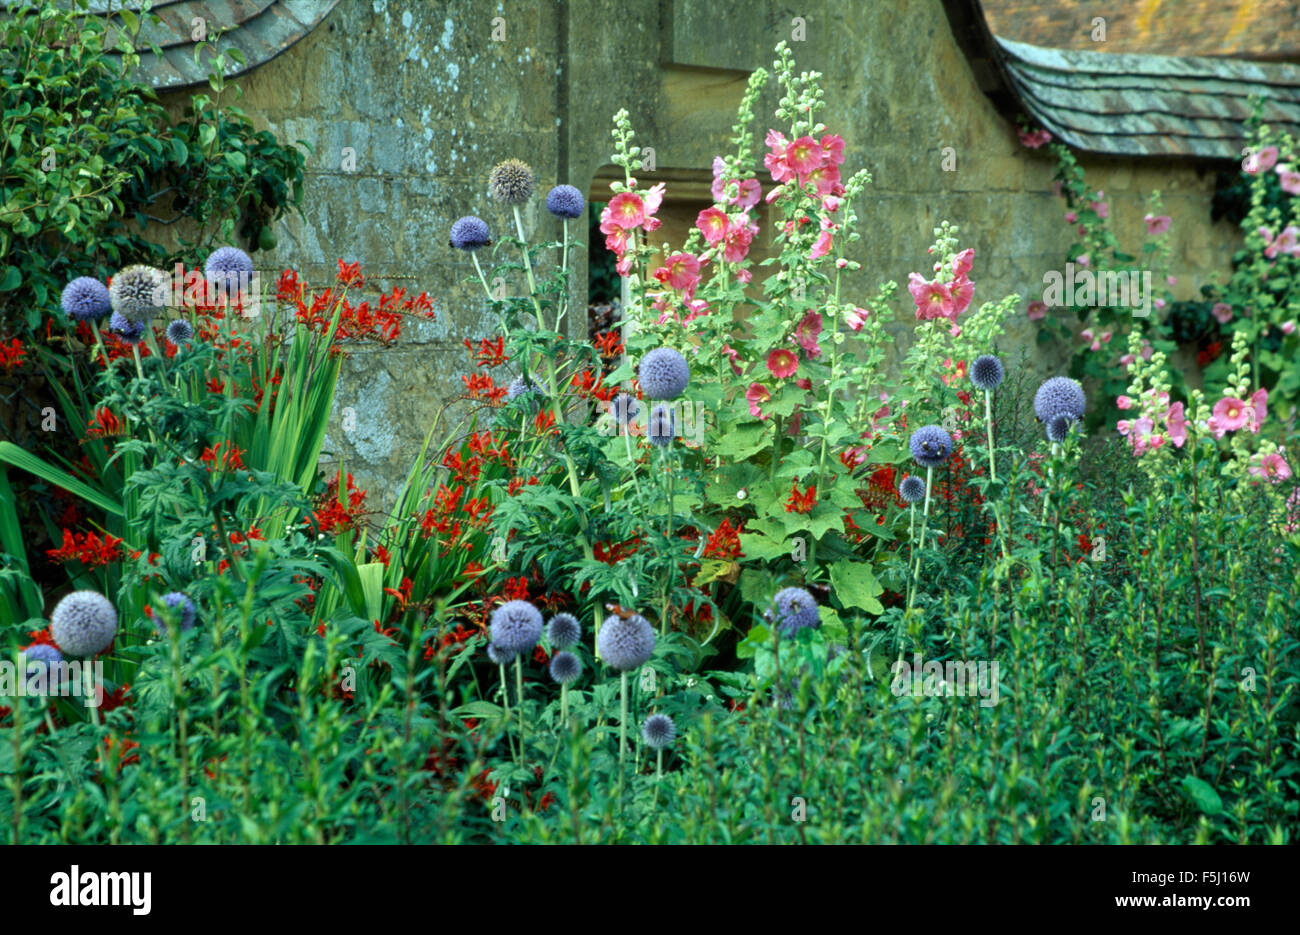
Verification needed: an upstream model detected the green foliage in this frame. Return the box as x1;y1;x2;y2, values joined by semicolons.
0;0;308;334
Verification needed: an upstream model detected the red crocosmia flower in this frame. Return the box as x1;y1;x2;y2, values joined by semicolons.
336;259;364;287
702;518;744;560
766;348;798;379
594;331;624;358
0;336;27;371
504;576;529;600
464;335;508;368
85;407;126;438
784;482;817;514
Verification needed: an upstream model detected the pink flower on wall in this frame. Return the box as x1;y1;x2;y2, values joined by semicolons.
1212;397;1251;434
746;382;772;419
794;311;823;358
1027;300;1047;321
1144;213;1172;235
1244;145;1279;173
766;348;798;379
1277;163;1300;195
697;207;729;245
1212;303;1234;324
1166;402;1187;448
723;215;759;263
1249;451;1292;482
1018;127;1052;149
909;274;954;321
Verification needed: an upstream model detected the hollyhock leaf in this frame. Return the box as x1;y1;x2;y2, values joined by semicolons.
712;422;769;459
829;560;885;615
779;501;844;538
737;532;790;563
1181;776;1223;816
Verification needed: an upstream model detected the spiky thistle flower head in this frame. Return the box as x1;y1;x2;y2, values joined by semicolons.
61;277;111;322
610;393;640;426
642;713;677;750
545;184;585;219
1034;376;1086;423
22;643;62;675
638;347;690;399
970;354;1005;392
909;425;953;468
548;650;582;685
1045;412;1075;443
449;215;491;251
597;612;655;671
49;590;117;657
204;247;254;297
109;265;169;322
771;586;820;637
489;158;536;205
898;474;927;503
108;311;146;345
546;613;581;649
486;642;510;666
159;592;197;632
506;374;546;400
489;600;543;656
166;319;195;346
648;403;676;447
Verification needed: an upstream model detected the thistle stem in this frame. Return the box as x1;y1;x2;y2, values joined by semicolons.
515;655;526;764
619;671;629;766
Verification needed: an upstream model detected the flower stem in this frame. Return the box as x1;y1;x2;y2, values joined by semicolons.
619;670;629;766
515;655;526;765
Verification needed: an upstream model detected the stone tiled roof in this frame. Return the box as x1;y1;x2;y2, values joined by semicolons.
996;36;1300;159
2;0;341;90
942;0;1300;160
981;0;1300;62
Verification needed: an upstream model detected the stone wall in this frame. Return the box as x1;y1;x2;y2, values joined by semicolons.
159;0;1242;508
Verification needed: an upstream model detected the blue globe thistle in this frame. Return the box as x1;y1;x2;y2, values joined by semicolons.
610;393;640;426
486;642;510;665
597;612;655;671
898;474;927;503
548;650;582;685
639;347;690;399
489;158;536;205
648;403;676;447
166;319;195;346
771;587;820;637
204;246;254;297
23;644;63;677
449;215;491;251
641;713;677;750
909;425;953;468
109;265;169;322
49;590;117;657
545;184;585;219
489;600;543;656
546;612;581;649
970;354;1005;392
1034;376;1086;423
1045;413;1075;443
61;277;111;322
507;374;546;401
158;591;197;633
108;311;146;345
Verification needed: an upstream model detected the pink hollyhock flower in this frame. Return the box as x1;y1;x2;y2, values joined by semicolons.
805;163;841;195
1140;341;1154;360
641;183;665;232
822;195;841;213
1081;328;1094;342
1116;419;1132;436
794;311;823;358
844;307;869;331
909;273;954;321
819;134;845;166
1283;320;1297;335
766;348;798;379
683;299;711;323
733;178;761;210
1212;396;1251;433
1144;213;1172;235
785;136;823;178
1249;452;1292;482
1018;127;1052;148
697;207;729;245
1166;401;1187;448
952;248;975;278
809;218;836;260
1116;395;1133;410
765;184;785;204
1205;415;1225;439
1065;211;1078;223
1100;330;1112;343
723;215;759;263
653;253;702;295
735;268;752;284
1120;353;1136;366
603;192;645;230
795;377;812;391
836;258;848;269
1076;253;1090;267
1130;417;1155;455
1167;276;1177;286
720;343;742;376
1262;225;1300;259
1277;164;1300;195
1212;302;1234;324
1250;387;1268;431
1027;300;1047;321
746;382;771;419
949;276;974;316
1245;146;1279;174
1091;200;1108;219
